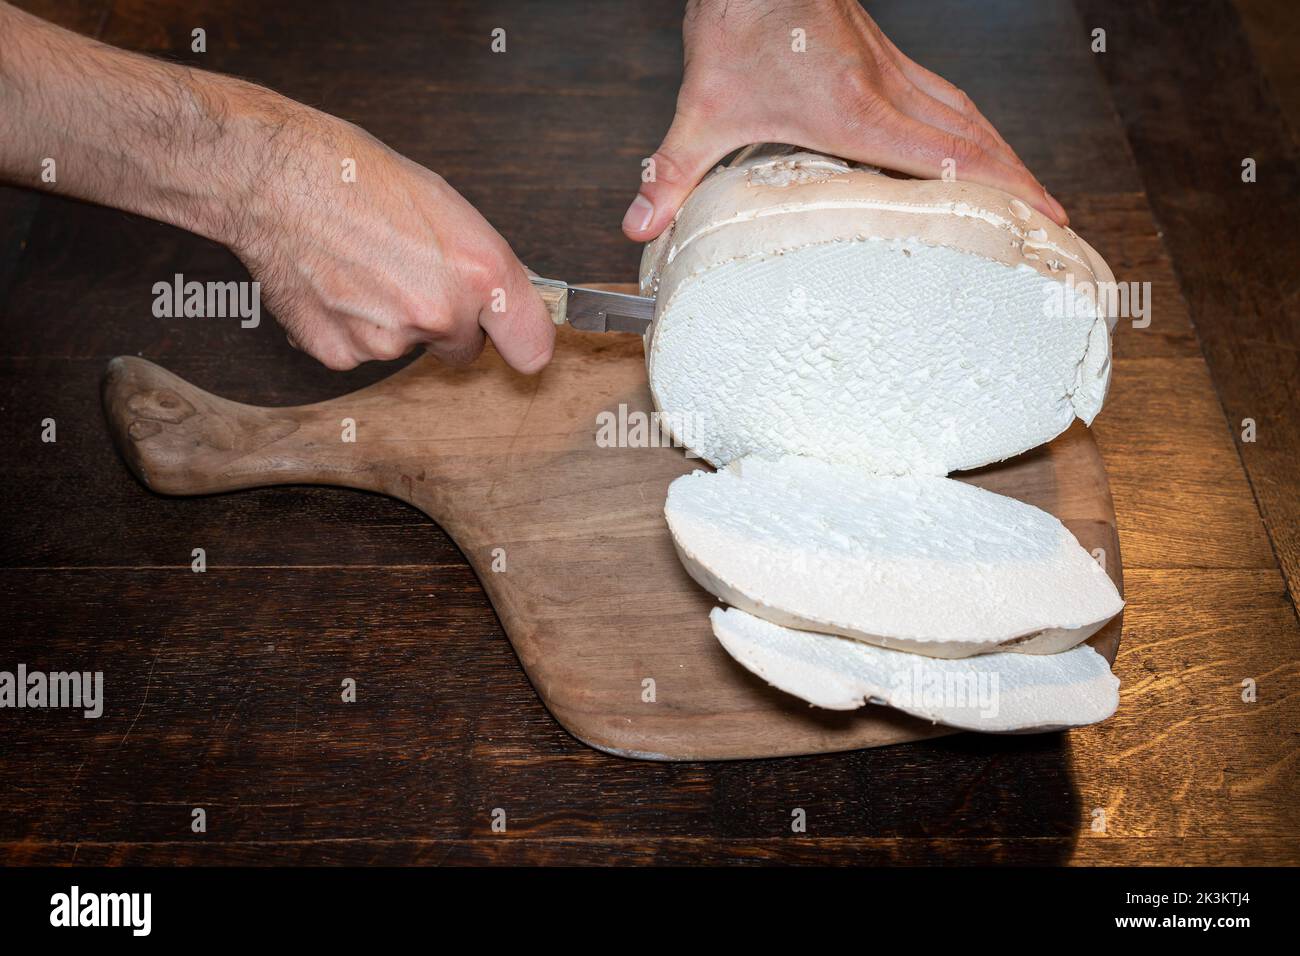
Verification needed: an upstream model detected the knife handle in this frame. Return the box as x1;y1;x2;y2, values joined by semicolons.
528;275;569;326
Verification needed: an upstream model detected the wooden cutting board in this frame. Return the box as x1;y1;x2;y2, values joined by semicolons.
101;284;1123;761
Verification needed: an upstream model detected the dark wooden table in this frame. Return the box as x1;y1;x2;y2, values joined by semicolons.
2;0;1297;865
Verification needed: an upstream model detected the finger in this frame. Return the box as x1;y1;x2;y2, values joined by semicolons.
894;59;1010;148
859;105;1065;223
477;258;556;374
622;109;739;241
348;322;416;364
892;85;1033;184
401;295;487;367
297;325;365;371
885;54;1067;223
423;324;486;368
275;305;364;371
872;32;1012;147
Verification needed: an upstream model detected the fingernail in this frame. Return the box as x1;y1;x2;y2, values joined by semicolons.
622;194;654;233
1044;188;1068;225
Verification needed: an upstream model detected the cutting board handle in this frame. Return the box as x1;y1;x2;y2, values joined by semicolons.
101;355;384;497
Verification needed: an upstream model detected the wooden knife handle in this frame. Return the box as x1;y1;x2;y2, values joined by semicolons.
528;274;569;326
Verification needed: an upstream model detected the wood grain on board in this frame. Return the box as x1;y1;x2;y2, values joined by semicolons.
95;317;1123;760
0;0;1296;864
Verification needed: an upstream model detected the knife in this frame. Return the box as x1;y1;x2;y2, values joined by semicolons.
529;276;654;335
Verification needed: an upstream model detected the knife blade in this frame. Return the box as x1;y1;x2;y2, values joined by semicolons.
529;276;654;335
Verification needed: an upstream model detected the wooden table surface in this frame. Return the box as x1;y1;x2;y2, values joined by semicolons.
1;0;1296;865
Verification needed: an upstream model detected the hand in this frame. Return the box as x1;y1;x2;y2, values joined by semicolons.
228;106;554;372
0;3;553;374
623;0;1067;242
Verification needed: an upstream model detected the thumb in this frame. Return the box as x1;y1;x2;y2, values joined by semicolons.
622;113;729;241
478;258;556;375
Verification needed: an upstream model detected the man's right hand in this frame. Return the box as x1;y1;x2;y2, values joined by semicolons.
227;106;555;372
0;2;554;373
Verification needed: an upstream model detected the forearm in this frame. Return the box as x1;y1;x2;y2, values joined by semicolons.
0;2;314;247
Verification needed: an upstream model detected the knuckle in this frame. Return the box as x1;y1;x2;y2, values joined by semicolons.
317;346;360;372
947;134;982;167
648;147;692;188
843;75;895;129
842;70;881;109
961;118;997;152
413;310;455;337
455;247;505;299
361;332;409;363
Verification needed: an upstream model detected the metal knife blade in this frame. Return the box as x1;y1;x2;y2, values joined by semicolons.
565;285;654;334
529;276;654;334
